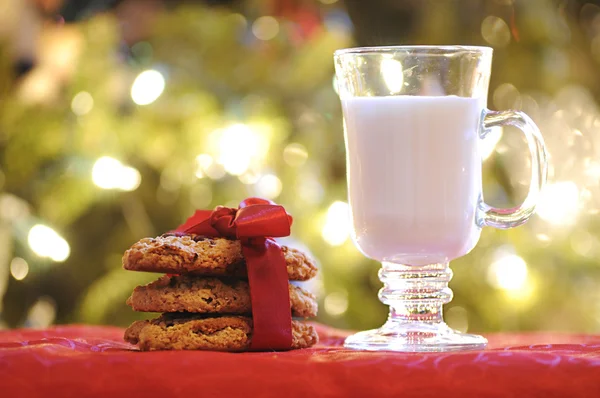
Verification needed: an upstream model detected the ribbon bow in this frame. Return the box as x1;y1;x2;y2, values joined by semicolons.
175;197;293;350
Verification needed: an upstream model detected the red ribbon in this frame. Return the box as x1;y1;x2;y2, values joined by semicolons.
175;197;293;351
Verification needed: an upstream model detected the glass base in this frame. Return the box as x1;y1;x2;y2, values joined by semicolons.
345;261;487;352
344;320;487;352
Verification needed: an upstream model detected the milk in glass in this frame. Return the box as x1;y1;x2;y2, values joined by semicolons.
342;95;484;265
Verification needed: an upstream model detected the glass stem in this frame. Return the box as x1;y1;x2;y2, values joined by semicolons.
379;262;453;324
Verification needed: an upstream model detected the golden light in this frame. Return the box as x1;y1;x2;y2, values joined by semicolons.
283;143;308;167
238;170;262;185
10;257;29;281
481;126;503;160
252;16;279;41
322;201;351;246
0;194;30;221
254;174;282;199
481;16;511;47
217;124;260;176
205;163;227;180
71;91;94;115
536;233;551;242
28;224;70;262
228;13;248;30
297;175;324;205
195;154;214;178
319;0;338;4
487;252;528;291
493;83;519;110
536;181;580;225
92;156;141;191
324;291;348;317
381;58;403;94
26;296;57;328
131;69;165;105
445;306;468;333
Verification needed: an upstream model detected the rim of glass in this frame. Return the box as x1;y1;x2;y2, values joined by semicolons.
334;45;492;57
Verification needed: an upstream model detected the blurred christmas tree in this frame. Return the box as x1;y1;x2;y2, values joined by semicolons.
0;0;599;334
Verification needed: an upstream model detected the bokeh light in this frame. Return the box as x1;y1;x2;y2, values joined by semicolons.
445;306;468;333
536;181;580;226
322;201;351;246
254;174;282;199
26;296;57;328
488;250;528;291
131;69;165;105
10;257;29;281
238;169;262;185
195;154;214;178
481;16;511;47
297;174;324;205
283;143;309;167
28;225;70;262
252;16;279;41
217;124;260;176
324;291;348;317
92;156;141;191
70;91;94;115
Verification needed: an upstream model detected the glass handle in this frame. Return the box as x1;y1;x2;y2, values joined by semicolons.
478;110;548;229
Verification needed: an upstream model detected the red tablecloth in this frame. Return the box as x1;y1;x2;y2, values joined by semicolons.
1;324;599;397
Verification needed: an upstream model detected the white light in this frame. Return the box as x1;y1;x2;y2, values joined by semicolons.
536;233;551;242
536;181;579;225
381;58;403;93
481;126;503;160
28;224;70;262
118;166;141;191
488;253;528;291
324;291;348;317
10;257;29;281
254;174;282;199
92;156;141;191
322;201;351;246
71;91;94;115
131;69;165;105
92;157;122;189
217;124;260;176
252;16;279;41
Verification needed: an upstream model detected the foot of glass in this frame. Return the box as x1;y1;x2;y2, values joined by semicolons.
344;262;487;352
344;321;487;352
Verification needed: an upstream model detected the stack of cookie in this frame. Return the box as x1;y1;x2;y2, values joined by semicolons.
122;233;319;351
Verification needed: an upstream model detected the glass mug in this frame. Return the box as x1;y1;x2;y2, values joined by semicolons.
334;46;547;352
